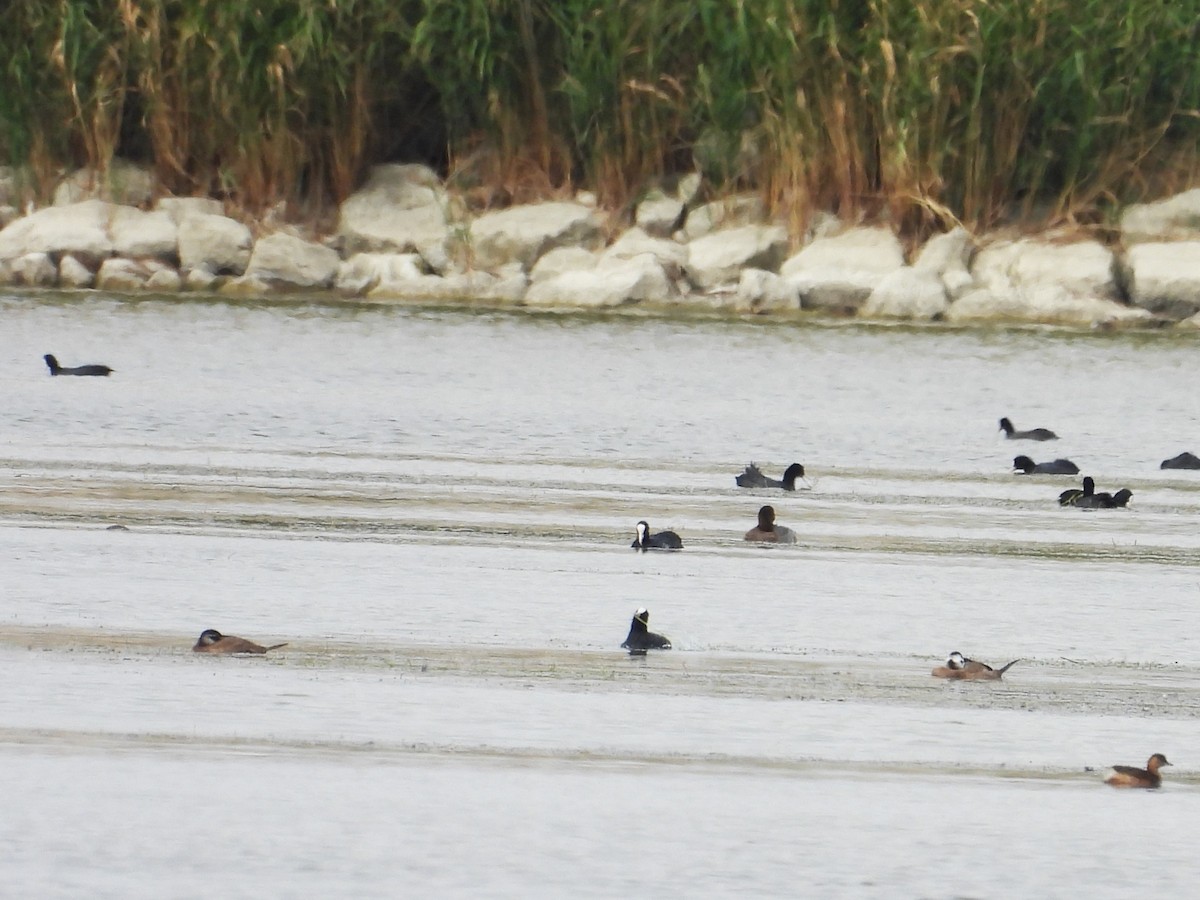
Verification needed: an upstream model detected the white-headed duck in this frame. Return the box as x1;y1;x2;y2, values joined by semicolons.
1105;753;1171;789
744;504;797;544
44;353;113;376
620;608;672;655
931;651;1020;680
192;629;287;655
999;417;1058;441
1013;455;1079;475
631;520;683;551
735;462;808;491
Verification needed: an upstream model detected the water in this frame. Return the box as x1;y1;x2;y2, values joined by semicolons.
3;292;1200;897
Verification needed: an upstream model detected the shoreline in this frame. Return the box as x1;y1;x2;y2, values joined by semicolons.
2;161;1200;333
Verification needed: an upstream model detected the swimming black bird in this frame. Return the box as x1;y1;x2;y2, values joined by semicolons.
44;353;113;376
1013;455;1079;475
631;520;683;551
1059;476;1131;508
999;417;1057;441
1161;452;1200;470
735;462;807;490
620;608;672;655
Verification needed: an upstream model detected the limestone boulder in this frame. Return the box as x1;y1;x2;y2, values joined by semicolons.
0;200;115;265
177;213;252;274
156;197;224;223
469;202;603;271
524;254;673;308
244;231;340;289
860;268;949;320
914;227;974;297
634;193;685;237
53;160;154;207
336;252;427;296
971;239;1120;303
530;246;597;283
59;254;95;288
780;227;905;312
145;267;182;292
1124;242;1200;319
686;225;788;291
337;163;454;268
946;285;1156;327
110;207;178;260
96;258;154;292
367;270;502;302
1121;189;1200;243
601;228;688;280
10;252;57;286
734;269;800;314
683;194;765;240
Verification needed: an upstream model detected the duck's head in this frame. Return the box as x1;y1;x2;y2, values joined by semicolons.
947;651;966;670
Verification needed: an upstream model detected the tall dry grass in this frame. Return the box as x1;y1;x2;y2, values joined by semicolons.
0;0;1196;231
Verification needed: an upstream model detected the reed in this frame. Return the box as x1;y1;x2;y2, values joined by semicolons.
0;0;1195;231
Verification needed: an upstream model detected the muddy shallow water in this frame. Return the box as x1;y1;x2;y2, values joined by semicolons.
2;293;1200;897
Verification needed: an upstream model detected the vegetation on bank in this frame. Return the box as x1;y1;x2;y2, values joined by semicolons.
1;1;1198;234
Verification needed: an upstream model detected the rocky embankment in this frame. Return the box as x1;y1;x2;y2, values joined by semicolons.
2;160;1200;330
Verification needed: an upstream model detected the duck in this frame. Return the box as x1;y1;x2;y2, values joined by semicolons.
735;462;807;491
1012;455;1079;475
999;417;1057;441
1058;476;1093;506
931;651;1020;680
744;505;797;544
631;520;683;551
192;628;287;655
1161;452;1200;470
44;353;113;377
1104;753;1171;789
620;608;672;655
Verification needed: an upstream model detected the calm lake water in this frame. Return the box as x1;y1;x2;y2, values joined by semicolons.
3;292;1200;897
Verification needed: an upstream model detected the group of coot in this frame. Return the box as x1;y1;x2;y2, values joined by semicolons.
1002;415;1200;508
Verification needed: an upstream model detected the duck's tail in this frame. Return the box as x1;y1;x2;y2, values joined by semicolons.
996;659;1022;676
265;642;288;652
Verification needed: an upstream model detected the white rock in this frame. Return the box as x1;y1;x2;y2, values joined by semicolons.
11;252;57;286
145;267;182;292
337;164;452;266
110;207;178;259
177;213;252;274
779;227;905;311
734;269;800;314
635;194;685;237
58;254;95;288
245;231;340;289
972;239;1119;302
217;274;273;297
675;172;703;208
183;266;218;291
156;197;225;223
53;160;154;207
683;195;765;240
1124;242;1200;319
913;227;974;297
1121;189;1200;242
367;271;497;302
860;268;949;320
335;252;427;296
469;202;602;271
95;258;151;291
524;255;673;307
530;246;598;283
602;228;688;279
686;225;788;291
946;285;1155;327
0;200;115;264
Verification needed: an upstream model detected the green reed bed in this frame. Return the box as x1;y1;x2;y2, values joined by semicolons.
0;0;1197;231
